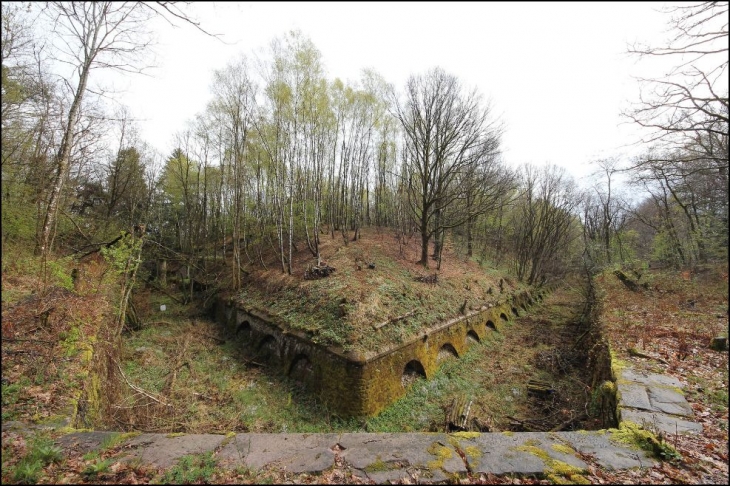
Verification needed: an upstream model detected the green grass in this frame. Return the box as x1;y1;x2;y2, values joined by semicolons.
157;452;217;484
82;458;113;479
365;335;513;432
8;432;64;484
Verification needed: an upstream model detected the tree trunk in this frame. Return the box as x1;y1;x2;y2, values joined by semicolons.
37;59;92;257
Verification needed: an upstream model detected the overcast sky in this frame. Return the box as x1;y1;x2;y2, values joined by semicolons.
112;2;686;182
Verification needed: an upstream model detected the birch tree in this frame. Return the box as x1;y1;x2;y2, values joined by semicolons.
34;1;207;257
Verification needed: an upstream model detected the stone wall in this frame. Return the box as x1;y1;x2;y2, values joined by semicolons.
216;289;543;417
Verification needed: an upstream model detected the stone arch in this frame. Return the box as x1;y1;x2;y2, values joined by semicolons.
236;320;251;336
289;354;313;383
257;335;278;360
500;312;509;322
437;343;459;362
402;360;426;388
512;307;520;317
466;330;480;344
486;320;497;331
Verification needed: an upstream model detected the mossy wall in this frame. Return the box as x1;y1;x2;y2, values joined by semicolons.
216;290;540;417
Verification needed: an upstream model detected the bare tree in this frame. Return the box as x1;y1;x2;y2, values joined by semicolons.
625;1;728;161
512;164;581;285
392;67;502;267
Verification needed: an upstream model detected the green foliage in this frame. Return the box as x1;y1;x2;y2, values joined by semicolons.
1;382;23;411
158;452;217;484
10;433;64;484
82;458;113;479
12;459;42;484
45;257;75;291
610;421;682;461
708;388;729;413
1;203;36;242
650;230;683;267
100;232;143;275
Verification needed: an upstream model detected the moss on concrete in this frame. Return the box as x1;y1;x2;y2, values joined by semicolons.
464;445;482;459
364;456;398;473
426;441;453;471
514;443;589;485
551;443;576;455
609;421;681;460
450;431;480;439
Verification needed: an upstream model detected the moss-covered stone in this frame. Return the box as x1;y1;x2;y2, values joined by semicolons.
514;443;589;485
450;431;480;439
551;443;576;455
426;441;453;471
216;289;542;417
609;421;681;460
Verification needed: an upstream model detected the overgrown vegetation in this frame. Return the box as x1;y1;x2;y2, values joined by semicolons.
234;229;527;351
1;1;727;484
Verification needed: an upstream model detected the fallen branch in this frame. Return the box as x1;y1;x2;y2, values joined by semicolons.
527;379;555;397
78;232;126;260
198;332;226;344
627;347;669;364
114;359;171;408
506;415;542;432
2;338;55;345
373;310;418;330
242;358;265;368
164;335;191;393
145;320;177;327
147;282;185;304
550;413;587;432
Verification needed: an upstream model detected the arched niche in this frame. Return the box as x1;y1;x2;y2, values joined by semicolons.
288;354;313;383
466;330;480;344
257;335;278;360
402;360;426;388
236;320;251;338
437;343;458;362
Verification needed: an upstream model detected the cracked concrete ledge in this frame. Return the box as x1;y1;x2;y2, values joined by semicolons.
46;366;703;482
56;430;657;482
617;368;703;435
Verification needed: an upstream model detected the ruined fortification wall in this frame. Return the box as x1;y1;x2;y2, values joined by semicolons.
216;289;544;417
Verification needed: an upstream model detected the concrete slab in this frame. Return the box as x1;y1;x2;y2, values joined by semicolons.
620;369;683;388
338;433;465;483
620;409;703;435
560;432;658;470
646;386;694;417
230;433;340;474
56;431;119;455
124;433;226;469
617;382;653;410
50;427;659;480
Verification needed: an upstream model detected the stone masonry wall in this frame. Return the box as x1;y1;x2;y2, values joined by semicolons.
215;289;543;417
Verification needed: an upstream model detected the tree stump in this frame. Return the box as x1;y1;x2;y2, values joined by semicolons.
446;396;472;431
710;336;728;351
526;379;555;397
